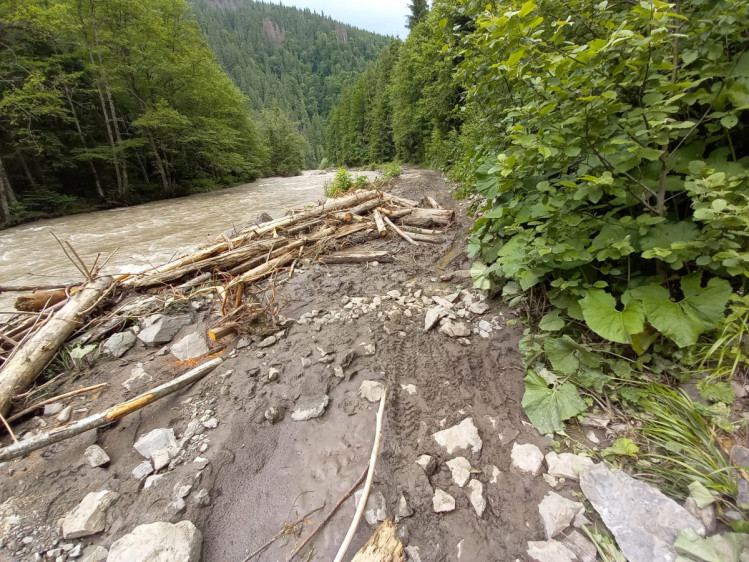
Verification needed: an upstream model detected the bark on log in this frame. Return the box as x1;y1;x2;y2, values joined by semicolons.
400;225;443;235
383;216;419;246
384;194;419;208
319;251;392;264
376;207;411;219
348;198;382;216
14;289;69;312
334;223;372;239
351;520;405;562
399;208;454;228
228;251;297;288
373;209;387;238
208;322;239;341
0;277;114;417
229;239;305;277
405;232;445;243
0;357;222;461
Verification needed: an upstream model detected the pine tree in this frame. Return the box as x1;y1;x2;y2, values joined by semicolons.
407;0;429;30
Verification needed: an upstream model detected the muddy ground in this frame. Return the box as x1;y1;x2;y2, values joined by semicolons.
0;169;572;561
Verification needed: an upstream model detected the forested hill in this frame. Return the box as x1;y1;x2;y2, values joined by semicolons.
188;0;393;167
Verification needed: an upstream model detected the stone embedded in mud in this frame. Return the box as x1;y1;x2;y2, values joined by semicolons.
498;427;519;446
102;331;136;358
359;380;385;402
538;491;586;539
354;489;388;526
466;479;486;517
202;417;218;429
432;489;455;513
560;530;597;562
424;307;447;331
170;332;209;362
446;457;472;488
268;367;280;382
107;521;202;562
432;296;454;309
478;320;493;333
405;546;423;562
264;406;284;424
151;448;171;472
467;301;489;315
257;335;277;348
438;320;471;338
400;384;417;395
526;539;577;562
416;454;437;477
432;417;483;455
44;402;64;415
396;493;414;521
133;461;154;481
134;428;178;460
137;314;191;346
84;445;110;468
291;395;330;421
580;462;705;562
511;442;544;475
56;405;73;423
61;490;120;539
361;342;376;356
79;545;108;562
194;489;211;507
144;475;164;490
122;364;152;392
545;452;596;482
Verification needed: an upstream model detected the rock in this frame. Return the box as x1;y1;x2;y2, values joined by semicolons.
333;366;344;378
424;307;447;331
134;428;177;460
122;364;152;392
69;544;82;558
257;335;277;348
467;301;489;315
193;489;211;507
498;427;519;446
353;490;388;526
560;530;597;562
61;490;120;539
291;395;329;421
264;406;284;424
432;296;454;309
405;546;422;562
44;402;64;415
236;338;250;349
138;314;191;346
466;479;485;517
144;475;164;490
102;331;136;358
415;454;437;476
301;357;311;368
107;521;202;562
202;417;218;429
84;445;110;468
538;492;586;539
446;457;472;487
432;418;483;455
151;448;171;471
359;380;385;402
361;343;376;356
731;379;747;399
526;539;577;562
682;497;717;535
511;442;544;475
132;461;154;480
170;332;209;362
396;493;414;521
489;465;501;484
193;456;209;470
438;320;471;338
477;320;493;333
166;498;186;517
268;367;280;382
543;474;560;488
580;414;610;429
79;545;108;562
401;384;417;395
432;489;455;513
738;479;749;510
57;406;72;423
177;484;192;498
580;463;705;562
545;452;596;481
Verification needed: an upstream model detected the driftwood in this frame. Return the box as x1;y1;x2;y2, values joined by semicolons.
385;194;419;208
319;251;392;264
373;209;387;238
14;289;69;312
0;282;81;294
401;225;443;235
7;383;107;423
351;520;405;562
0;276;114;417
383;216;419;246
208;322;239;341
0;357;223;461
404;232;444;244
400;208;454;228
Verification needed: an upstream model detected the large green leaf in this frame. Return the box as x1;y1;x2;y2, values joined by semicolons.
579;289;644;344
544;336;580;374
674;528;749;562
521;370;587;435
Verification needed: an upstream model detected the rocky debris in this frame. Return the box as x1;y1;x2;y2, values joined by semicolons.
145;474;164;489
132;461;154;480
489;465;501;484
264;406;284;424
101;331;136;358
268;367;280;382
467;301;489;315
432;418;483;455
446;457;472;487
405;546;423;562
438;319;471;338
424;307;447;331
134;428;178;461
400;384;417;395
257;335;277;348
580;463;705;562
511;442;544;475
526;539;577;562
416;454;437;476
122;364;152;392
61;490;120;539
84;445;110;468
57;405;73;423
152;448;171;471
193;489;211;507
80;545;108;562
498;427;519;446
538;492;586;539
580;414;610;429
193;456;209;470
170;332;209;361
354;489;388;526
137;314;191;346
107;520;202;562
560;530;597;562
432;296;454;309
202;417;218;429
545;452;596;481
361;342;376;356
466;480;485;517
432;489;456;513
166;498;186;518
44;402;64;415
359;380;385;402
291;395;329;421
396;493;414;521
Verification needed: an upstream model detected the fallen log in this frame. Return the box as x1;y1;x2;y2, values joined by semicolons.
208;322;239;341
376;207;411;219
399;208;454;228
7;383;107;423
383;216;419;246
426;196;440;209
400;225;443;235
404;232;444;244
351;520;405;562
373;209;387;238
0;357;223;461
228;251;297;288
14;289;70;312
334;223;372;239
348;198;382;216
319;251;392;264
0;276;114;417
229;239;305;277
0;282;81;294
384;194;419;208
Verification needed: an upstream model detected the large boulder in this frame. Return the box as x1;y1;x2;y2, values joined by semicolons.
107;521;202;562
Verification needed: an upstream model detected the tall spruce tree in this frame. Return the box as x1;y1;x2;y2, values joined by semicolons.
407;0;429;30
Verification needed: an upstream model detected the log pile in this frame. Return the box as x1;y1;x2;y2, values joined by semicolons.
0;187;453;426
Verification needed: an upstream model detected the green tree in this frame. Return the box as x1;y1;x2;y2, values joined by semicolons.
407;0;429;30
259;107;307;176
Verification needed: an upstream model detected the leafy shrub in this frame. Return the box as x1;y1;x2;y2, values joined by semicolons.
380;162;402;181
324;167;353;197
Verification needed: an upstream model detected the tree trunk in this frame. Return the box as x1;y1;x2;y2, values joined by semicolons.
64;86;105;198
0;158;15;225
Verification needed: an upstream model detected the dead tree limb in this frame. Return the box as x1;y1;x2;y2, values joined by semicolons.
7;383;108;423
383;216;419;246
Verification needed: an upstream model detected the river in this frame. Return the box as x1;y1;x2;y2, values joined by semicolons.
0;170;379;312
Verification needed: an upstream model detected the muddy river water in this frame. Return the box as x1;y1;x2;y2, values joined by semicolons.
0;170;378;311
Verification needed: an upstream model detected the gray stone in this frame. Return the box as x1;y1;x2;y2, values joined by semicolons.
538;492;586;539
738;479;749;509
44;402;64;416
138;314;191;346
446;457;471;487
193;456;209;469
170;332;209;362
84;445;110;468
333;366;344;378
134;428;177;460
432;489;455;513
165;498;186;517
415;454;437;476
545;452;596;481
102;331;136;358
526;540;577;562
132;461;154;480
467;301;489;315
144;475;164;490
405;546;422;562
498;427;519;446
107;521;202;562
193;489;211;507
69;544;82;558
291;395;329;421
56;405;72;423
424;307;447;331
301;357;311;368
264;406;284;424
433;418;482;455
511;442;544;475
354;489;387;526
257;335;277;348
359;380;385;402
61;490;120;539
202;417;218;429
361;343;376;356
580;463;705;562
236;338;250;350
268;367;280;382
396;493;414;521
432;296;454;309
151;448;171;471
560;530;597;562
122;364;152;392
478;320;493;333
466;479;485;517
79;546;108;562
438;320;471;338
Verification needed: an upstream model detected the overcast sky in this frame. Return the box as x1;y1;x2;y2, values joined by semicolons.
277;0;412;38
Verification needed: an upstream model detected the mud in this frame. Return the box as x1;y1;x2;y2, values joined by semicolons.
0;169;558;561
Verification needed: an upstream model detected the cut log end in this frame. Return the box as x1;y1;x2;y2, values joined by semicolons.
14;289;69;312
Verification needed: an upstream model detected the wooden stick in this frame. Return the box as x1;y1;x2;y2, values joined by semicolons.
7;383;108;423
404;232;444;244
0;276;113;417
0;282;81;294
319;251;392;265
243;504;326;562
401;225;444;235
373;209;387;238
0;412;17;443
382;215;419;246
333;389;387;562
208;322;239;342
0;357;223;461
376;207;411;219
14;289;69;312
384;194;419;208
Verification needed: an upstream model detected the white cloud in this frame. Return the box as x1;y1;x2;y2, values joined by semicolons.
277;0;412;38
